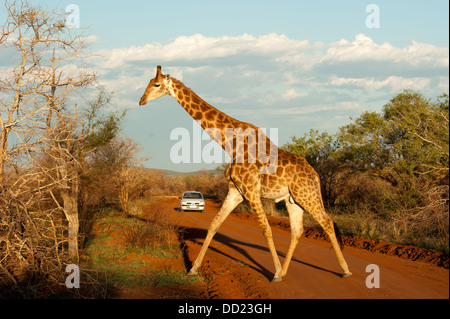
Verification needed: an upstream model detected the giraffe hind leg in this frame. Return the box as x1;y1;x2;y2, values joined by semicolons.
280;197;304;277
288;187;352;277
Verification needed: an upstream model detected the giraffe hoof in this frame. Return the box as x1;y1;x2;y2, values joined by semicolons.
271;276;283;283
187;269;198;276
342;272;352;278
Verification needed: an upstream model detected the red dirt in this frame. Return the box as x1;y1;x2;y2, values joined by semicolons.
113;197;448;299
232;211;449;270
170;197;448;299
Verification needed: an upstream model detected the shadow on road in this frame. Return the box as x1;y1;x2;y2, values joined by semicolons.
178;225;342;281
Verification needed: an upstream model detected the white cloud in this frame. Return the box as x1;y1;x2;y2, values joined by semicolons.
91;32;448;136
84;35;100;45
330;75;432;92
330;101;362;111
438;76;449;91
269;101;361;116
322;34;396;63
94;33;323;69
88;32;448;173
92;33;447;98
282;88;307;100
320;34;449;68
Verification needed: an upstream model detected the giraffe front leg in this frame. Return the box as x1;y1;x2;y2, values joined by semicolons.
248;200;283;282
187;187;243;276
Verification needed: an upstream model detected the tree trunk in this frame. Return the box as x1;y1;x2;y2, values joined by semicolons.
119;168;130;214
59;159;80;261
119;183;129;214
61;191;79;260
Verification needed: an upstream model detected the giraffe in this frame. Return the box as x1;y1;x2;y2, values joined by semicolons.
139;66;352;282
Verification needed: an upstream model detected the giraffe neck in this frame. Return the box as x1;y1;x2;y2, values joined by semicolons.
168;78;249;145
170;78;241;121
168;78;278;172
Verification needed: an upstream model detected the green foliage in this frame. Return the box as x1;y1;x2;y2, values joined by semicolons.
383;91;449;177
83;89;126;152
336;90;449;186
337;111;390;171
282;90;449;251
283;129;337;168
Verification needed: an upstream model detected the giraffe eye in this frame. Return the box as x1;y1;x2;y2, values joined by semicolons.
154;84;161;88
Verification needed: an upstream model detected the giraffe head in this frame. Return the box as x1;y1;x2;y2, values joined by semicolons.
139;65;171;106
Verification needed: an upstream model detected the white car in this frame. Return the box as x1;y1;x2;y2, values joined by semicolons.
180;191;205;212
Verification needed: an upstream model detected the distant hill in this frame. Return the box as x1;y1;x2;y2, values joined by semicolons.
146;168;222;176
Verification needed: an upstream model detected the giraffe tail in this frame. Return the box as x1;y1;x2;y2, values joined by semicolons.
333;221;345;251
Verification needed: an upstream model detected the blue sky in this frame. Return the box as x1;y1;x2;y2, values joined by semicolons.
3;0;449;172
65;0;448;48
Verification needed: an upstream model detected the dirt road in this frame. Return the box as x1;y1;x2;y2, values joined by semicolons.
171;198;448;299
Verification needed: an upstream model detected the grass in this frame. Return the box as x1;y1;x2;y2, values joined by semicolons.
81;200;205;296
301;209;448;253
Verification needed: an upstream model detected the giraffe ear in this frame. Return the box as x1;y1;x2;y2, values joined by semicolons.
164;74;170;82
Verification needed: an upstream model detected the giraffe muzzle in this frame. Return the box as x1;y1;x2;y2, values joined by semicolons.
139;97;147;106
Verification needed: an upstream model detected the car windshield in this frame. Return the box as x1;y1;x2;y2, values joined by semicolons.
183;192;203;199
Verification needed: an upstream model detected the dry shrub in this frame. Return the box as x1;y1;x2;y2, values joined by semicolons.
143;203;180;248
123;221;158;249
0;181;106;298
124;202;179;250
391;185;449;250
0;184;66;297
335;172;396;215
330;171;449;252
144;169;228;200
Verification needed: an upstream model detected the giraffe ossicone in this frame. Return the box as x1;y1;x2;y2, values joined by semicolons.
139;65;352;282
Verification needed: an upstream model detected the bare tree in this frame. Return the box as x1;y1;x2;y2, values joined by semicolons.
0;1;94;183
0;1;128;295
0;0;95;262
89;136;146;214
